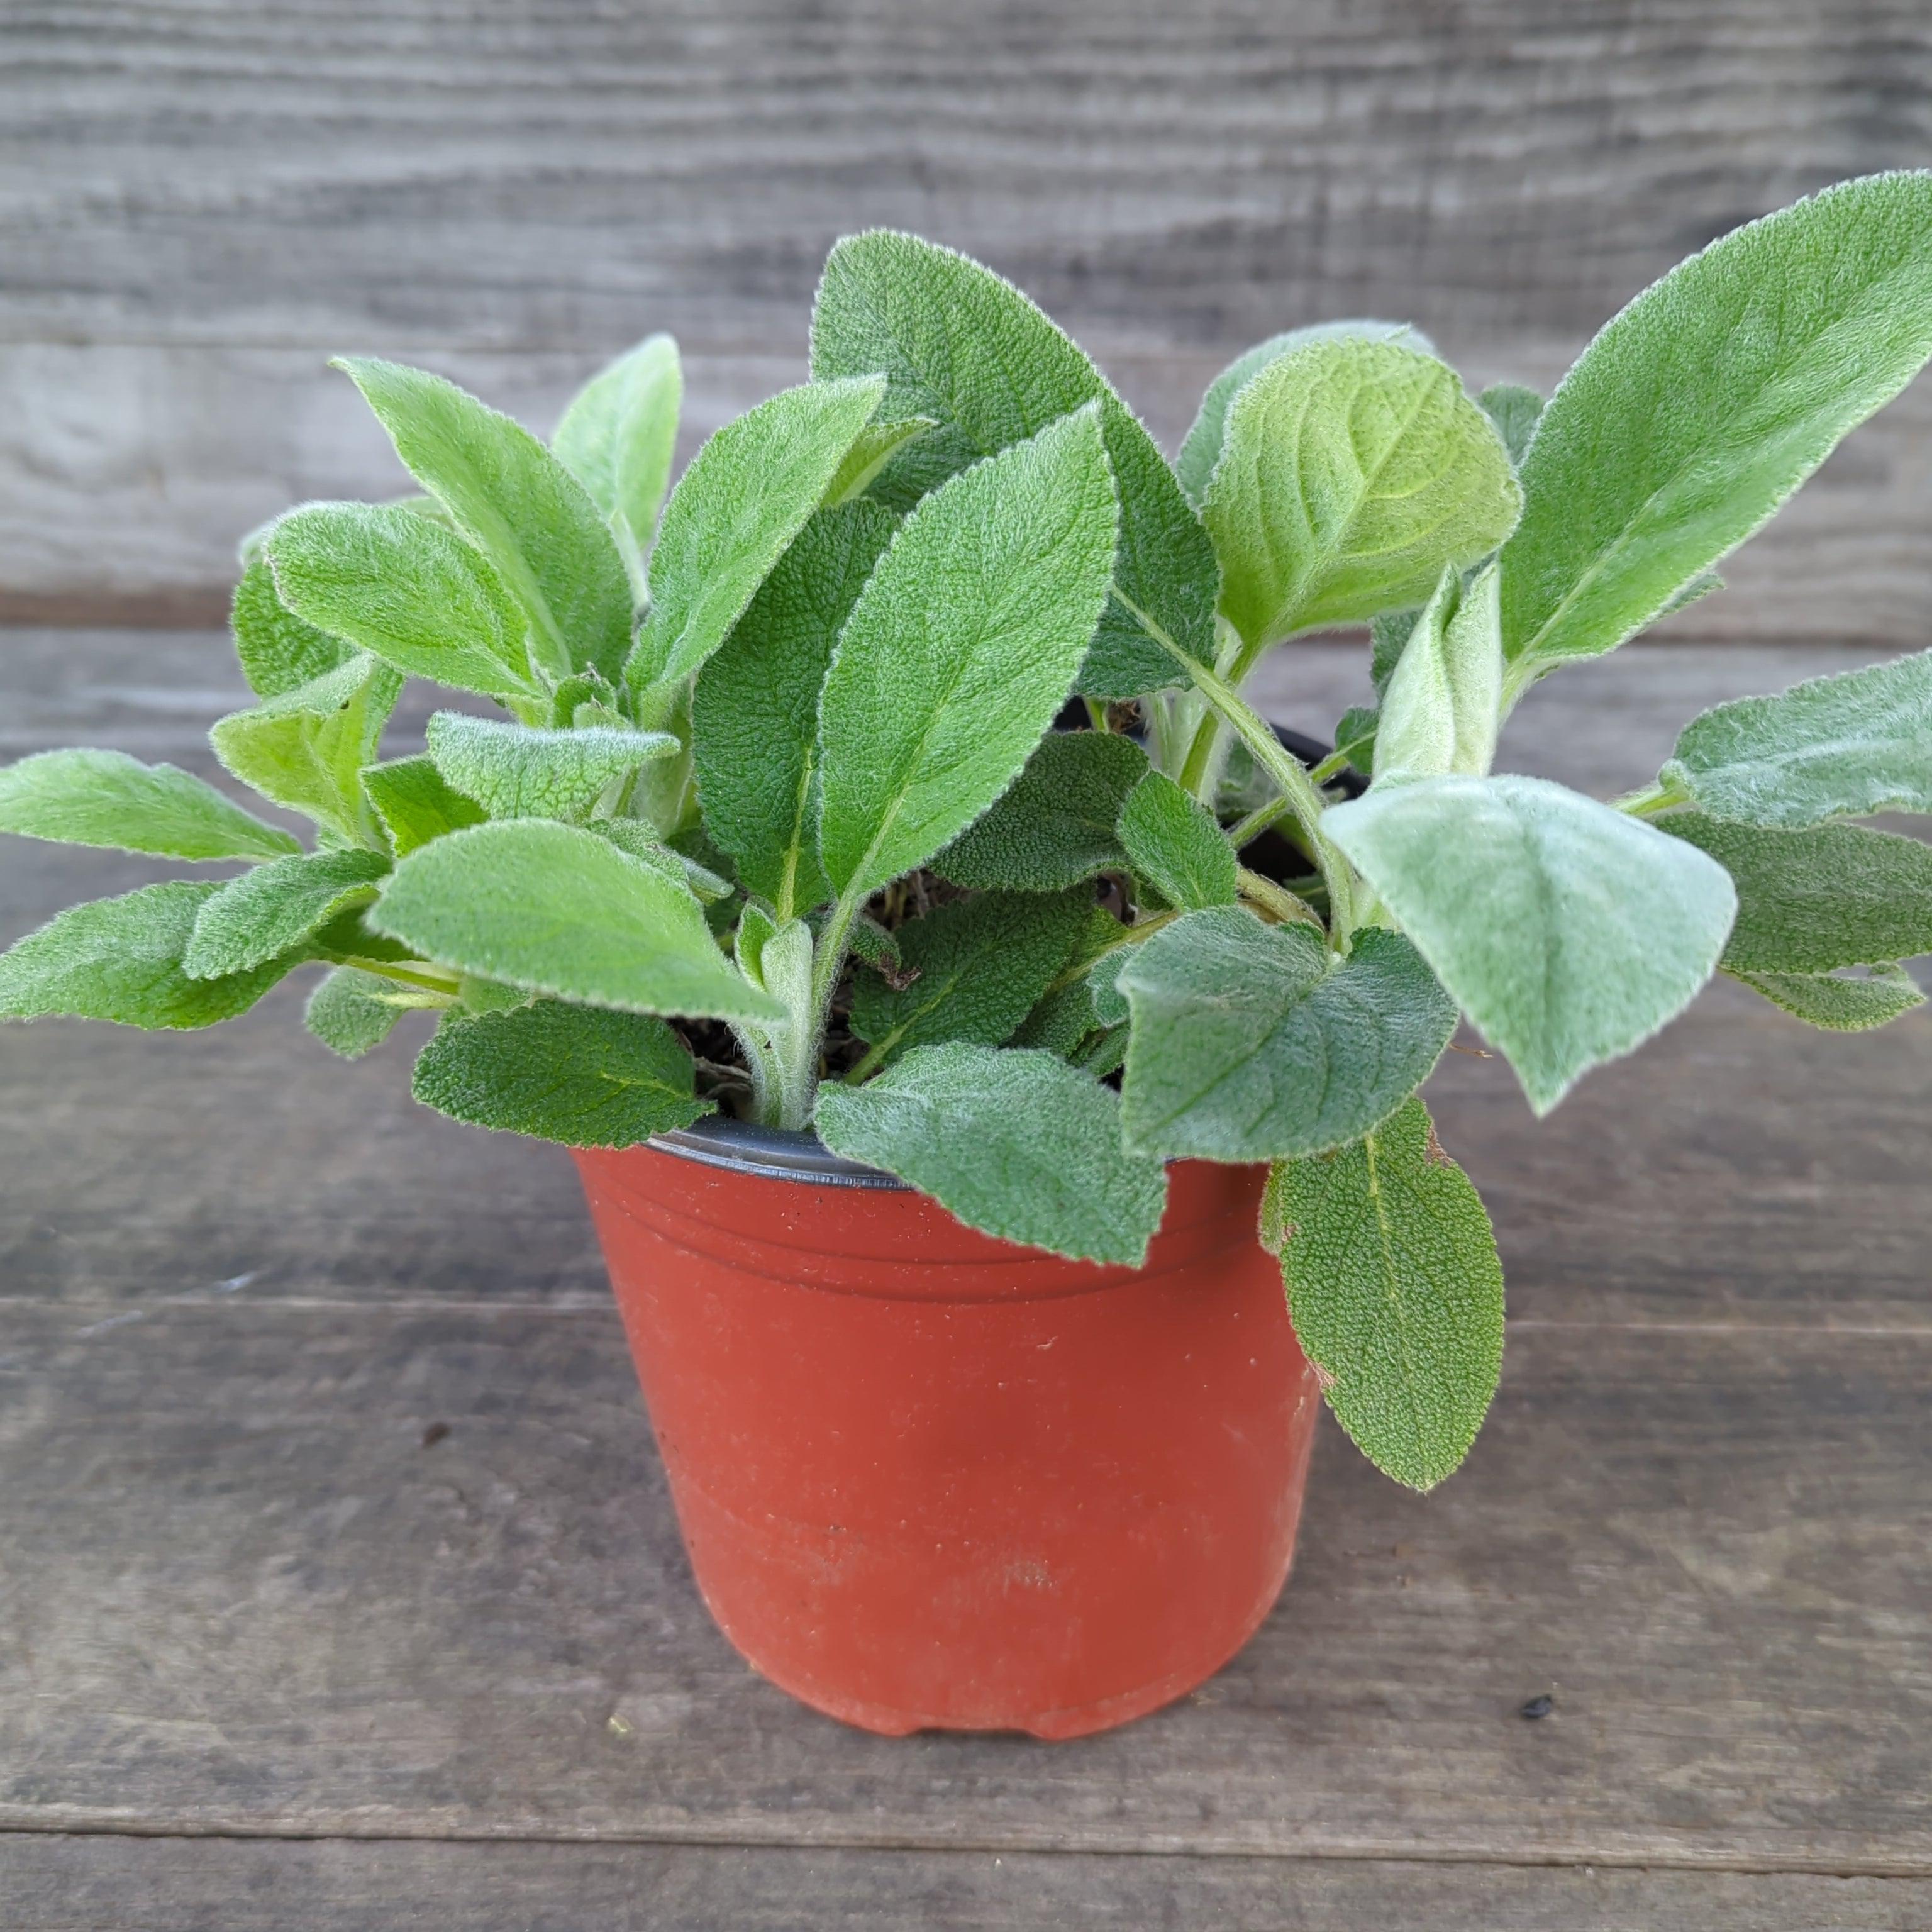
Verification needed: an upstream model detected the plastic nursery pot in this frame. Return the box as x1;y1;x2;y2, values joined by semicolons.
573;1119;1324;1740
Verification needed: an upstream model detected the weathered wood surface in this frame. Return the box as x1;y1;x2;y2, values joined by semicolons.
8;0;1932;639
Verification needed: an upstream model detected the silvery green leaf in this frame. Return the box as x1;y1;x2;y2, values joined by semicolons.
185;848;389;978
0;882;301;1030
211;653;402;848
231;557;353;699
1370;606;1419;697
1261;1097;1503;1491
692;501;896;918
1502;173;1932;674
1656;569;1724;620
822;418;935;505
424;712;677;823
305;966;422;1058
626;375;887;694
816;408;1119;903
369;819;780;1025
1477;382;1543;468
1177;320;1435;508
590;818;733;902
1204;338;1520;649
1118;908;1455;1159
1662;811;1932;972
412;1001;710;1146
1660;648;1932;826
1728;962;1925;1032
849;887;1090;1068
336;357;633;685
0;748;299;862
552;333;682;596
265;502;542;702
1374;561;1502;780
361;754;487;857
811;231;1218;697
813;1042;1168;1266
931;730;1146;893
1116;770;1238;909
1324;774;1736;1113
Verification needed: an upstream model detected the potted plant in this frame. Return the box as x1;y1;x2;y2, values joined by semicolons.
6;177;1932;1739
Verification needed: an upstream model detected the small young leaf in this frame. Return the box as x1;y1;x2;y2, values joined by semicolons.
411;1001;710;1146
231;557;353;698
1728;962;1925;1032
626;376;887;694
1204;338;1521;650
1262;1097;1504;1491
368;820;781;1025
1116;770;1239;909
0;882;300;1030
931;730;1146;893
0;748;299;862
1660;648;1932;827
822;418;935;505
185;848;390;978
337;357;633;685
592;818;734;902
1370;607;1420;697
816;407;1119;904
813;1042;1168;1266
1324;775;1736;1113
848;888;1091;1068
1662;812;1932;972
1118;909;1456;1159
1477;382;1543;468
361;754;488;857
1502;173;1932;674
692;500;896;918
1009;904;1133;1057
306;966;421;1058
424;713;677;823
1333;706;1380;779
1374;561;1502;780
552;333;682;594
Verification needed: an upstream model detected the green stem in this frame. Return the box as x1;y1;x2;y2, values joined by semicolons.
1613;775;1692;819
1306;748;1351;787
1226;794;1293;851
323;953;463;999
1238;867;1324;928
1083;696;1110;732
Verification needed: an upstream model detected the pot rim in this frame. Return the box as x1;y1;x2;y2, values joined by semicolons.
649;1114;909;1190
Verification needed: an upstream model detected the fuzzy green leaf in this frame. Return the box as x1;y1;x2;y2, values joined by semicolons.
1333;706;1380;779
0;748;300;862
1325;775;1736;1113
337;357;632;685
305;966;421;1058
1262;1097;1503;1491
849;888;1090;1068
816;408;1119;903
1374;561;1502;780
369;819;780;1024
185;848;389;978
231;557;353;699
361;755;488;857
626;376;887;694
424;713;677;823
692;500;896;918
265;503;541;702
1501;173;1932;674
0;882;301;1030
1477;383;1543;468
1118;909;1455;1159
1728;962;1925;1032
823;418;935;506
1117;770;1238;909
1204;338;1521;650
552;333;682;596
814;1042;1168;1265
1009;904;1133;1057
412;1001;710;1146
931;730;1146;893
1661;648;1932;827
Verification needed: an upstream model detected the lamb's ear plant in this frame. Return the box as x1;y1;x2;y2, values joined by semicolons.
8;176;1932;1492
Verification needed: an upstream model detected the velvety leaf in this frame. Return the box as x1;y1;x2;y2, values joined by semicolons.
1370;607;1419;697
369;819;781;1024
231;557;353;698
1374;561;1502;780
338;357;633;684
848;888;1090;1067
823;418;935;505
424;712;677;823
932;730;1146;892
552;333;682;594
361;754;488;857
626;376;887;694
1261;1097;1504;1491
1325;774;1736;1113
813;1041;1168;1265
0;882;299;1030
1661;648;1932;827
305;966;421;1059
1477;382;1543;467
0;748;299;862
1009;904;1133;1056
1333;706;1380;779
1502;174;1932;673
1116;770;1238;909
816;407;1118;903
185;848;390;978
1663;811;1932;972
411;1001;710;1146
1728;962;1926;1032
265;502;542;702
692;500;896;916
592;818;733;902
1204;338;1521;649
1118;908;1455;1159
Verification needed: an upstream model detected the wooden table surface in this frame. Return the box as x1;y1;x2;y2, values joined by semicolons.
1;630;1928;1930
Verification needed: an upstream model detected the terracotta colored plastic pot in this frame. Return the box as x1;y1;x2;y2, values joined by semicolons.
574;1119;1323;1739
